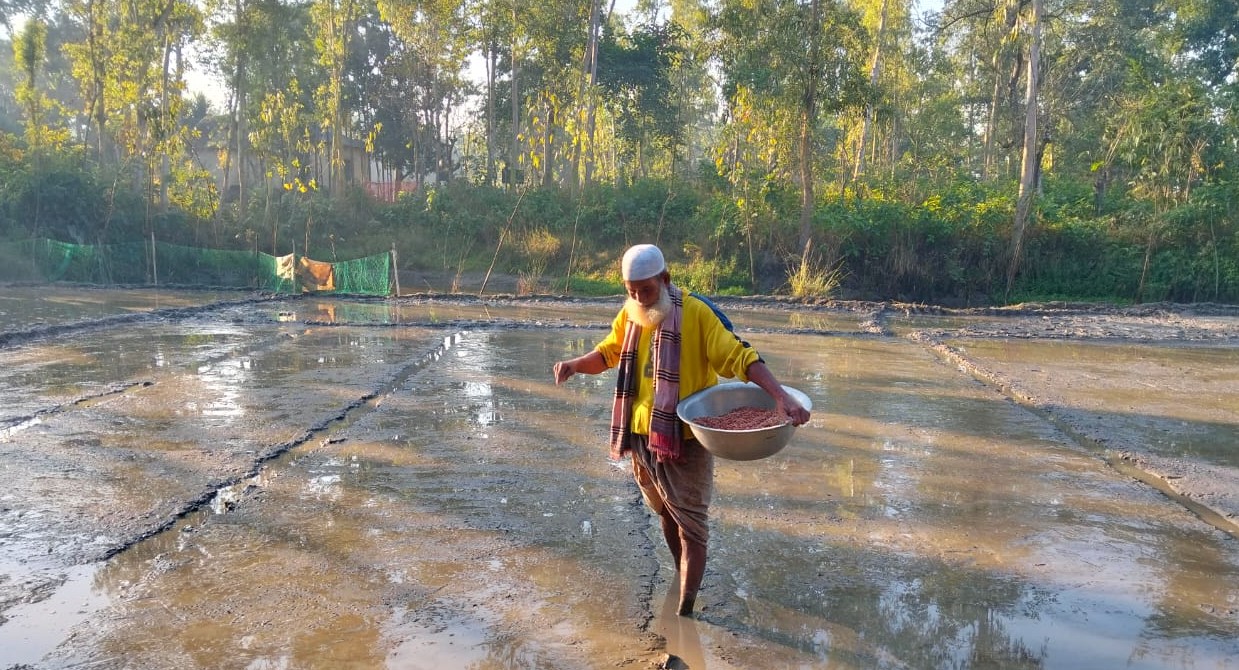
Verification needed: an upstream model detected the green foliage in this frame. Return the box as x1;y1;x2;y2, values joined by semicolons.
0;145;147;244
1013;216;1134;302
2;131;1238;305
669;255;742;295
563;274;621;297
596;21;688;167
810;178;1013;304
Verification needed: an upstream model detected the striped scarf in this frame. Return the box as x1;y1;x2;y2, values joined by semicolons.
609;285;683;462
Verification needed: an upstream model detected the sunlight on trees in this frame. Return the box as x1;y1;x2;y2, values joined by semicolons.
0;0;1234;304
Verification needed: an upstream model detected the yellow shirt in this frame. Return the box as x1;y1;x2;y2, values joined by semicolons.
595;293;762;435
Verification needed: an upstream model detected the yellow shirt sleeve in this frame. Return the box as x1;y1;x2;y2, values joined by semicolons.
594;294;761;435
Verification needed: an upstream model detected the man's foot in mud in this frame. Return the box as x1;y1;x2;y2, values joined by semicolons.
677;596;695;617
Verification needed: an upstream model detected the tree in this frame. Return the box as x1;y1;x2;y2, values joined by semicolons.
311;0;361;194
713;0;867;257
1005;0;1039;296
11;17;52;236
59;0;204;242
204;0;321;211
852;0;889;183
247;81;317;252
939;0;1029;180
596;20;687;183
12;17;52;149
377;0;471;187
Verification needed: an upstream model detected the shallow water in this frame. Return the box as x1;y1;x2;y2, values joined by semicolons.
951;338;1239;467
0;286;244;331
0;293;1237;669
255;298;619;327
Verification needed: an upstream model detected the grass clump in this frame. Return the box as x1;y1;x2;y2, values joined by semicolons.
786;255;845;298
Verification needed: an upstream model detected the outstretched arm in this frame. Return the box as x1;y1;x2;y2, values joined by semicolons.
553;350;608;384
745;360;811;426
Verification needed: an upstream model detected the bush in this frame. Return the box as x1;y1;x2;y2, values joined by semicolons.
2;136;1236;305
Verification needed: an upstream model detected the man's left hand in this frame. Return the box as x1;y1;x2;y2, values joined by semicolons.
779;395;811;426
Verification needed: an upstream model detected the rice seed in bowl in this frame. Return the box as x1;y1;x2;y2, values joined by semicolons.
677;381;813;461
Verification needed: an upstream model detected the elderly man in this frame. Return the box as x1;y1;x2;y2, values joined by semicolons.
552;244;810;616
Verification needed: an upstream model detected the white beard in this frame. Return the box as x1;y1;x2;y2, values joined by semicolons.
624;285;671;329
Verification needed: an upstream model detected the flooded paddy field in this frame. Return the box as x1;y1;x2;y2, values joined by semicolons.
1;288;1237;669
0;285;253;333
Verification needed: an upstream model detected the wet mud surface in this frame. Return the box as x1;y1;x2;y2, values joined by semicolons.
0;287;1237;669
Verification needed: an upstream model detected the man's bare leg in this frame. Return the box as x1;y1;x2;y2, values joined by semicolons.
659;507;683;569
678;535;707;616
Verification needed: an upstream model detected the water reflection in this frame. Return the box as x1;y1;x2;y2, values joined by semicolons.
0;564;106;666
3;300;1238;668
784;311;864;332
0;286;241;332
656;587;706;668
715;335;1239;668
710;529;1054;666
193;355;250;421
262;297;620;329
385;603;492;668
949;339;1239;467
438;332;505;429
464;380;501;425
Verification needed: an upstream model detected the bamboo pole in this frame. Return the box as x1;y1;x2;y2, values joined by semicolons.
391;243;400;297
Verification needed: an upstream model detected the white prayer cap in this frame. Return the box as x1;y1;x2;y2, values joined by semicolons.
621;244;666;281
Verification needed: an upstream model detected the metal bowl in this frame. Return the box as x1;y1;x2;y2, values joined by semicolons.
677;381;812;461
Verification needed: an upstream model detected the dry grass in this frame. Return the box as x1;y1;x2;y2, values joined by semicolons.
787;255;845;298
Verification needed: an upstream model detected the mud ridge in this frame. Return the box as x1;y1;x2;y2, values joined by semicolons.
0;293;285;349
95;330;469;563
0;381;152;436
907;329;1239;538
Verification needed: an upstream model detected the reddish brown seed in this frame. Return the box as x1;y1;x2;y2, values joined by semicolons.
694;406;787;430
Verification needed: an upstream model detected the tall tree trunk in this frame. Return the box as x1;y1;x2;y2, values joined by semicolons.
798;0;822;261
328;1;342;193
442;100;453;182
233;0;247;213
509;0;520;189
570;0;605;192
853;0;887;184
981;63;1001;177
159;28;173;214
982;53;1002;179
485;35;497;186
584;0;616;186
542;100;554;187
983;0;1020;180
1006;0;1042;298
413;111;423;189
87;0;108;162
266;168;275;253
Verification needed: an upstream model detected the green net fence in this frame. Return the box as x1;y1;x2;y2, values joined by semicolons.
0;238;393;295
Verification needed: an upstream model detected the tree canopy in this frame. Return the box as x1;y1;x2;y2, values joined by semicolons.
0;0;1235;304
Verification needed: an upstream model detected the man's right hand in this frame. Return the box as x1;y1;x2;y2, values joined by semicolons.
552;360;574;385
553;350;608;384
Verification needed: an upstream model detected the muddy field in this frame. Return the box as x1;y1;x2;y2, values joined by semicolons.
1;285;1237;669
